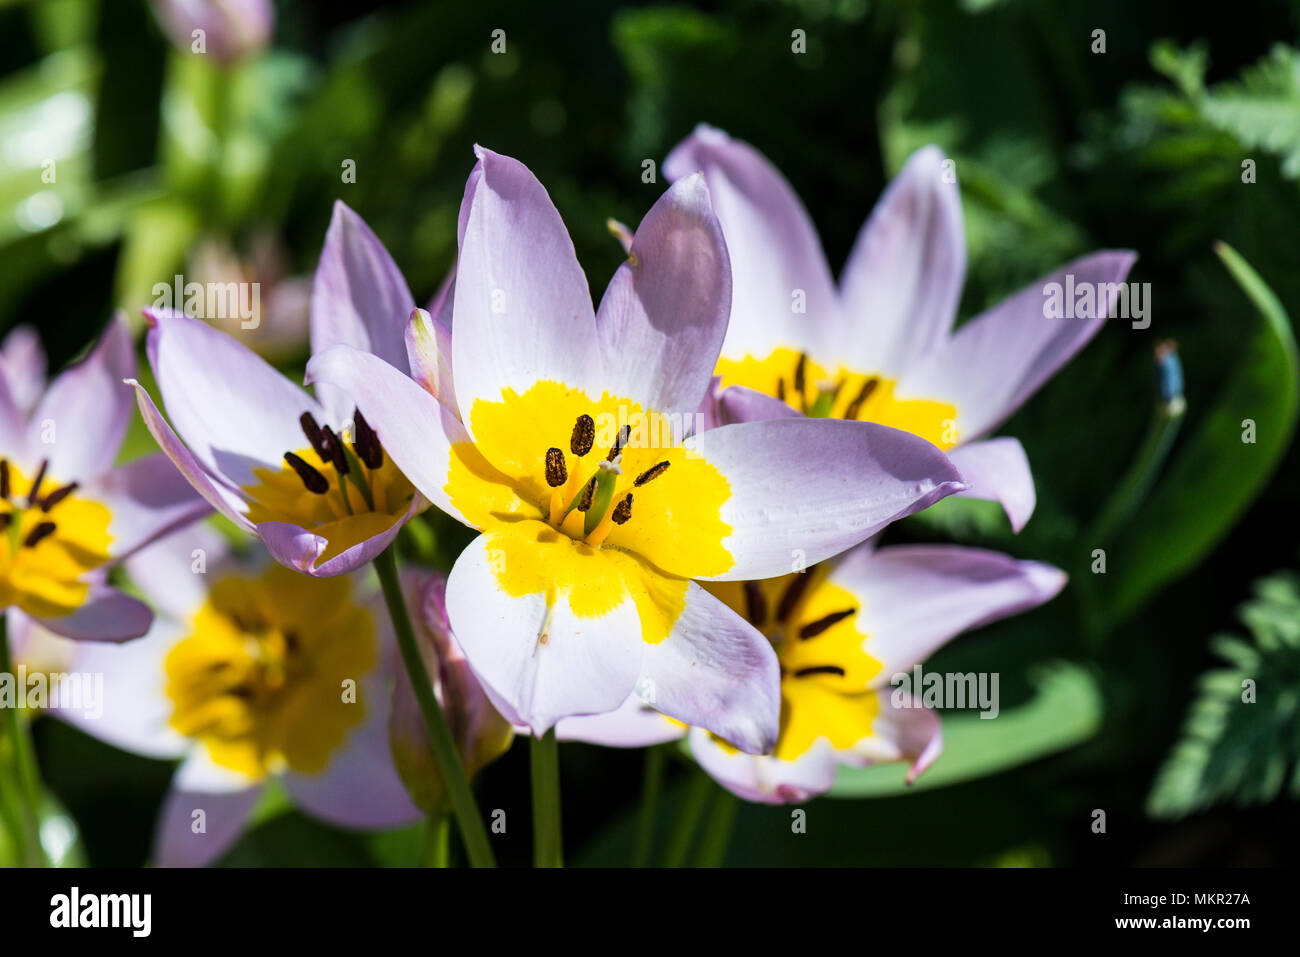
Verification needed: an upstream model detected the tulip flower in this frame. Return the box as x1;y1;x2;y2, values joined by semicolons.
0;317;208;642
389;571;513;814
561;539;1066;803
666;125;1137;531
36;524;420;866
150;0;273;63
130;202;424;577
308;147;966;751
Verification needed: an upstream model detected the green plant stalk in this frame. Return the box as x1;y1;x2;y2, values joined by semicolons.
373;547;496;868
694;789;738;867
423;814;451;868
530;729;564;868
662;768;714;867
0;618;45;866
1090;401;1186;546
632;744;665;866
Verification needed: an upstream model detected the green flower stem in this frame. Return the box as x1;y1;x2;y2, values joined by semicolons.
632;744;666;866
694;789;738;867
373;547;496;868
0;617;45;867
530;729;564;868
423;814;451;868
662;767;714;867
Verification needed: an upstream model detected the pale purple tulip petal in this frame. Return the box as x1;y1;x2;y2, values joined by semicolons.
255;491;421;577
1;324;46;413
839;146;966;377
846;690;943;785
594;173;730;415
145;309;324;487
306;345;475;527
826;542;1067;681
126;379;254;531
284;666;421;830
28;315;133;481
310;201;415;422
716;384;802;425
899;251;1137;441
664;125;840;363
53;616;190;760
153;755;263;868
90;453;212;561
0;374;27;460
556;693;686;747
684;418;965;581
636;582;779;754
947;437;1037;532
445;531;644;734
33;584;153;643
405;306;457;410
452;147;603;432
123;522;230;622
689;725;838;805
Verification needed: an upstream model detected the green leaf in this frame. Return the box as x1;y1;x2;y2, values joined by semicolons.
1147;571;1300;819
828;661;1103;797
1101;244;1299;621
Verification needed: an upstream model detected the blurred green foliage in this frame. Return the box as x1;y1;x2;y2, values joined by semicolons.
4;0;1300;866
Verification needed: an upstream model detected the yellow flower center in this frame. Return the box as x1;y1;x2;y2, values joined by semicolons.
715;347;960;449
445;380;735;643
706;569;883;761
241;410;415;564
0;458;112;620
163;564;374;778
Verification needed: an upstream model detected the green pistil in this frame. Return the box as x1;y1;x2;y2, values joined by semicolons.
339;443;376;511
808;390;836;418
582;465;620;536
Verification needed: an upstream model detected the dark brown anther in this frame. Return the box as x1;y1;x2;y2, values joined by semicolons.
39;481;79;512
793;665;846;679
570;414;596;457
634;461;670;487
352;409;383;470
284;452;330;494
843;377;880;421
0;513;11;530
793;352;807;395
299;412;327;458
0;459;9;500
776;378;787;402
799;608;856;640
545;448;568;488
611;493;633;525
776;572;813;623
606;425;631;462
576;476;597;512
24;521;57;548
320;426;349;474
28;459;49;506
743;580;767;626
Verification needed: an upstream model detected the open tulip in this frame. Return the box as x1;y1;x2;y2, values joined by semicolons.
37;524;420;866
0;317;208;641
308;146;966;751
666;125;1137;531
129;202;425;577
561;539;1066;803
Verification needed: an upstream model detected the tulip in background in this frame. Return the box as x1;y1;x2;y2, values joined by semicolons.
563;539;1066;803
669;125;1136;532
